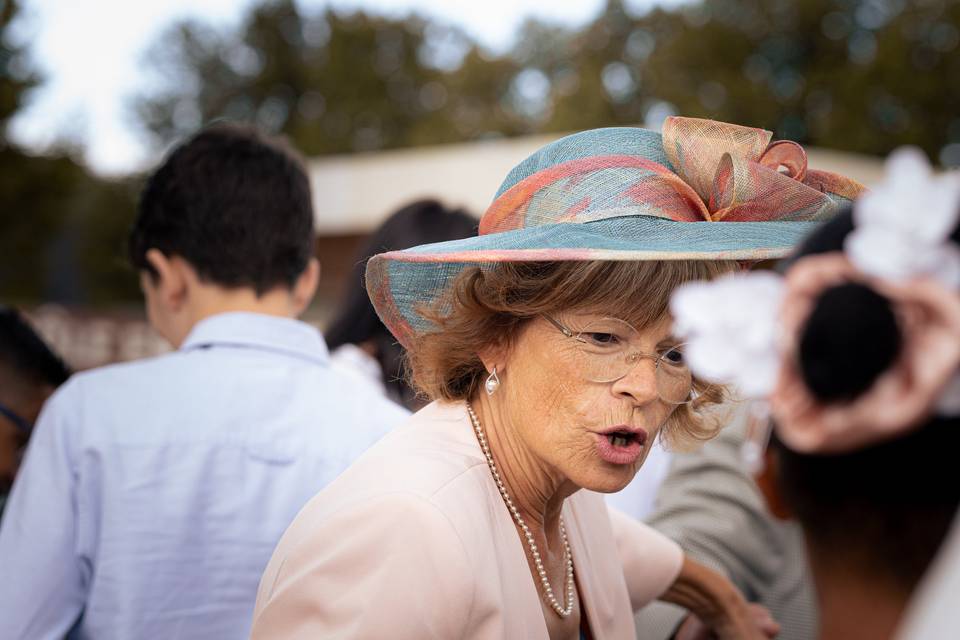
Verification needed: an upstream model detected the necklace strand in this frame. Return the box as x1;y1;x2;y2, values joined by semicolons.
466;401;575;618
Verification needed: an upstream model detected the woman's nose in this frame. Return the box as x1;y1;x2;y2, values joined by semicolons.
611;356;659;405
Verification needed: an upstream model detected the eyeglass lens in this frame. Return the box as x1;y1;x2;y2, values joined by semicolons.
565;317;703;404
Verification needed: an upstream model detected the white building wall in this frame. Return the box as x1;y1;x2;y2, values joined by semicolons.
307;130;886;234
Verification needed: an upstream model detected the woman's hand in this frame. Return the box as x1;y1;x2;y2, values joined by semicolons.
661;556;780;639
772;253;960;453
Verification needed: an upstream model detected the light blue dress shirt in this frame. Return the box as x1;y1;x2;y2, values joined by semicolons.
0;312;410;640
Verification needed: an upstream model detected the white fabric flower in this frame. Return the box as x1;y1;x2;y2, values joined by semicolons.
670;272;785;398
846;147;960;287
667;147;960;415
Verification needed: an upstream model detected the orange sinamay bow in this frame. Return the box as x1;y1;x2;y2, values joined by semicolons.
661;116;866;223
480;117;866;235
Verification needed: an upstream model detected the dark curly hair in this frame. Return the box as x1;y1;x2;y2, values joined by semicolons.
129;123;314;295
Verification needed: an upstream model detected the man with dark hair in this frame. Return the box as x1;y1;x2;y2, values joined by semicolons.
0;307;70;519
128;124;317;301
0;125;408;639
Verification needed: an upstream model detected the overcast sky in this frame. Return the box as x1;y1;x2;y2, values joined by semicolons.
7;0;686;175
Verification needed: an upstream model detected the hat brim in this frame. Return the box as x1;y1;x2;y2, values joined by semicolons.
367;215;820;348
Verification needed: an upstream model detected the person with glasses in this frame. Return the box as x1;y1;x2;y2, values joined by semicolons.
0;307;70;521
249;118;864;639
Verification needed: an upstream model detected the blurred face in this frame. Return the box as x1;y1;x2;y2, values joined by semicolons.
496;310;683;494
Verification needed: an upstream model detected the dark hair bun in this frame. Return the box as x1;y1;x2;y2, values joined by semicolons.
799;282;901;401
789;203;959;404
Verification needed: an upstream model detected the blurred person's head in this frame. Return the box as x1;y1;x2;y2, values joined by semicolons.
758;208;960;639
0;307;71;501
324;199;477;409
128;124;319;346
763;423;958;639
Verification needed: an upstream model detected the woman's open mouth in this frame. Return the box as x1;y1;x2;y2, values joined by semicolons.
608;433;634;447
593;427;647;465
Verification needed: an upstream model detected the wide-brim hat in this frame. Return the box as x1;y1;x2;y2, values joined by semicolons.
367;117;866;349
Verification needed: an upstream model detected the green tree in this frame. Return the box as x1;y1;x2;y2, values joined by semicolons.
142;1;477;153
510;0;960;161
0;0;36;133
0;149;140;305
634;0;960;159
135;0;542;154
78;0;960;164
0;0;139;305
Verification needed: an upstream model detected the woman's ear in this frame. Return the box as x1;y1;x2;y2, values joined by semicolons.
477;343;508;376
754;448;794;521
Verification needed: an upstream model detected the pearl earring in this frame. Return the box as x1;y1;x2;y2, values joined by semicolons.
485;367;501;395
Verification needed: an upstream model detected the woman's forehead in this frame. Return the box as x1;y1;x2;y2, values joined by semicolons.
559;302;670;321
555;308;675;335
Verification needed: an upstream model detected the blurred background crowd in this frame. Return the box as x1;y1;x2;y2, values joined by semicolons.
2;0;958;370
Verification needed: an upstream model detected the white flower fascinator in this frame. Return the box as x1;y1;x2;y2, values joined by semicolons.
671;272;784;470
669;147;960;456
846;147;960;287
846;148;960;413
670;271;784;399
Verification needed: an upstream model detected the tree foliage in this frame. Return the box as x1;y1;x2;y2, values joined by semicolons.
634;0;960;158
0;0;139;305
137;0;529;155
137;0;960;163
0;0;36;130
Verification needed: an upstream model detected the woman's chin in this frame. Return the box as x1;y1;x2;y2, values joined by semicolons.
577;462;641;494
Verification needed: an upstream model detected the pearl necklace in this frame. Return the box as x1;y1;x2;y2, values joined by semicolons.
466;402;575;618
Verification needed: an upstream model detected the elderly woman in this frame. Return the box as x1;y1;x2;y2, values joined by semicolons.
250;118;863;639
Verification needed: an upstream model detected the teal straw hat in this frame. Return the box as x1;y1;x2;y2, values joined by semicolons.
367;117;865;349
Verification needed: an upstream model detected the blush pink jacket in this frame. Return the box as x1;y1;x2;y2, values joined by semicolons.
250;401;683;639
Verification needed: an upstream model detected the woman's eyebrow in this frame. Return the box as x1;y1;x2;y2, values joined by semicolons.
656;336;682;348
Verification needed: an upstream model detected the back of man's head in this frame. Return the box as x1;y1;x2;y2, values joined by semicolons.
128;124;315;295
770;420;959;595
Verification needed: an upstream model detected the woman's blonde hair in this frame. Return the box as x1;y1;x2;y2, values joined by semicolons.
408;259;736;449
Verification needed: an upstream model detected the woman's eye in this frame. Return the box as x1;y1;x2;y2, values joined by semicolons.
661;348;685;364
582;332;621;346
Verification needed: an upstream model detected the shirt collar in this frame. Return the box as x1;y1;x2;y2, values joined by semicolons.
180;312;329;366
